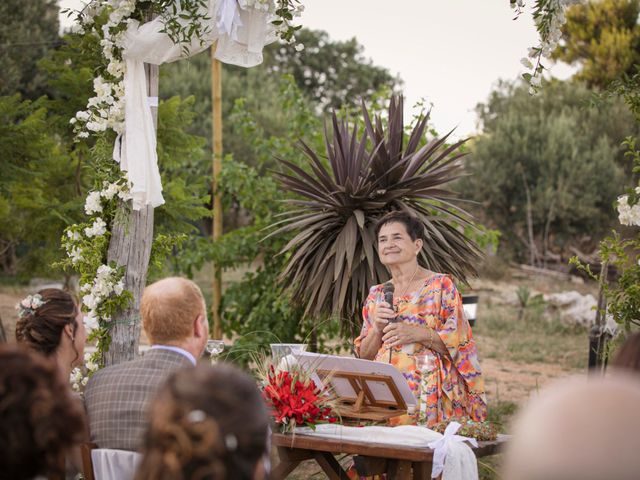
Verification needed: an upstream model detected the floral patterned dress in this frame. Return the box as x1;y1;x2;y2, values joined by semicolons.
354;274;487;427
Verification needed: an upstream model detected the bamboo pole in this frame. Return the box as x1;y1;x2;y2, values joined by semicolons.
211;49;223;340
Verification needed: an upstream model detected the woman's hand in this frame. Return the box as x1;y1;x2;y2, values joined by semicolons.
383;322;449;356
383;322;430;348
372;302;396;334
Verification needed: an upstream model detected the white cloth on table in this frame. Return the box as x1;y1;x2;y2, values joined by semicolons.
117;0;275;210
91;448;141;480
294;423;479;480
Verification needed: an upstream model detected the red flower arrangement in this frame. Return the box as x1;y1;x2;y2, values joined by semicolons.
262;365;338;432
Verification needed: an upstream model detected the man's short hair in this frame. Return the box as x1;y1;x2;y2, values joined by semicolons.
141;277;205;344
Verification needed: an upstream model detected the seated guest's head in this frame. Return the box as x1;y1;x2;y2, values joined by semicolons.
611;331;640;373
503;374;640;480
136;363;270;480
0;345;85;480
141;277;209;358
15;288;86;377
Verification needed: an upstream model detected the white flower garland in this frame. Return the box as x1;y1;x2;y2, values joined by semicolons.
514;0;584;94
71;0;133;139
61;179;132;335
70;351;101;392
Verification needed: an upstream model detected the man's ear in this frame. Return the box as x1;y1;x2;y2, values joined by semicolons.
194;314;206;338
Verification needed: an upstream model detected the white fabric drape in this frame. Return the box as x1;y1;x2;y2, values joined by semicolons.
117;0;275;209
294;424;479;480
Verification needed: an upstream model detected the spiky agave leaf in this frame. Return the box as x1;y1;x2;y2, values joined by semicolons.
268;96;482;330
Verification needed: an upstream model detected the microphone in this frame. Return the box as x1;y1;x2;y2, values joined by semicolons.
382;282;395;363
383;281;395;310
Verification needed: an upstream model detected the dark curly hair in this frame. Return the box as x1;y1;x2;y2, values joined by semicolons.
15;288;80;362
375;210;425;241
136;363;270;480
0;344;85;480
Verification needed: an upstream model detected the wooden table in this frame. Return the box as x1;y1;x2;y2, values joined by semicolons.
271;432;506;480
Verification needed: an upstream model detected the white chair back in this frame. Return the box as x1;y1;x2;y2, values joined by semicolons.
91;448;142;480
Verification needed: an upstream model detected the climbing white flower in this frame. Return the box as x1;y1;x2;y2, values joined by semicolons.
96;264;114;277
520;57;533;69
82;293;99;310
101;182;120;200
67;230;81;241
113;279;125;295
75;111;90;122
84;313;100;334
84;218;107;237
85;191;103;215
617;194;640;226
69;246;83;264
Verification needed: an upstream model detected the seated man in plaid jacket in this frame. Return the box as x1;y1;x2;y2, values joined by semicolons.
84;277;209;451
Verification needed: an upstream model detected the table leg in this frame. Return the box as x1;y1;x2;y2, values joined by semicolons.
312;452;350;480
353;455;388;476
271;447;314;480
412;461;433;479
271;460;300;480
387;460;412;480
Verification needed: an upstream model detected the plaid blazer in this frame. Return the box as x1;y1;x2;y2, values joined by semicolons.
84;348;194;451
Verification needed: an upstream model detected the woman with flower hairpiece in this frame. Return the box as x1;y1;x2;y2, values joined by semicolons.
14;288;89;478
15;288;87;384
136;363;270;480
355;211;487;427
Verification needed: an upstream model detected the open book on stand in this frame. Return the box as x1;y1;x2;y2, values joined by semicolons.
294;352;418;422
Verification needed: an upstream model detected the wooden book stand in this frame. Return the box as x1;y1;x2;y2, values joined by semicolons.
317;369;408;422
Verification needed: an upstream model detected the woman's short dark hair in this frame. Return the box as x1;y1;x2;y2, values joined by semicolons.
15;288;79;358
0;345;85;480
375;210;424;241
136;363;270;480
612;331;640;373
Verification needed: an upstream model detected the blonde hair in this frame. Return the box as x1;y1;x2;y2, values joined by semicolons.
141;277;205;344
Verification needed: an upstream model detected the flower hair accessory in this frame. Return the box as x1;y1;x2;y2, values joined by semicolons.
15;294;46;319
187;409;207;423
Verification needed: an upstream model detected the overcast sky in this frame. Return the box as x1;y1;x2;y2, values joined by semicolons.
57;0;574;138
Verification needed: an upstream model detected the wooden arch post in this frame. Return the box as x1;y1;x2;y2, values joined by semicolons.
104;62;158;366
211;49;223;340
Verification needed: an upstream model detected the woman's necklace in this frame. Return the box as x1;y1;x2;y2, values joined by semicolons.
395;263;421;300
388;264;421;363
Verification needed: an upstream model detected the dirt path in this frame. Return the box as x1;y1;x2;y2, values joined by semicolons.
481;357;579;404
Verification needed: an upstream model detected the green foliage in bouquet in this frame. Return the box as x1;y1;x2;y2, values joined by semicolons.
432;416;498;442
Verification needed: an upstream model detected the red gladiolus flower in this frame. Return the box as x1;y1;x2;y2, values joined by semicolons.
262;368;336;432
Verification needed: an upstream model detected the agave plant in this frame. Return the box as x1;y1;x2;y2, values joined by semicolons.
268;96;482;331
